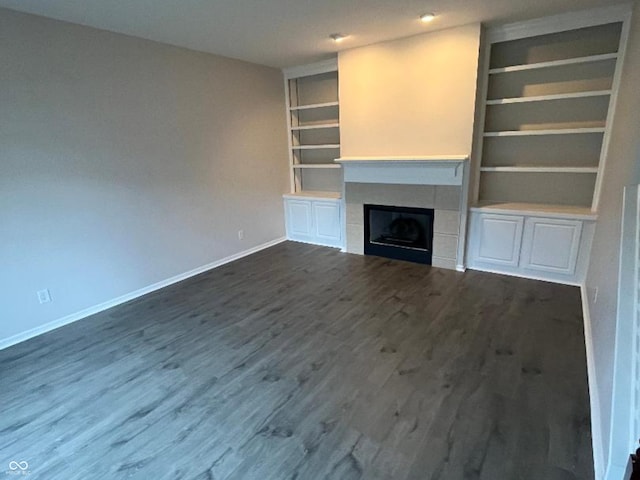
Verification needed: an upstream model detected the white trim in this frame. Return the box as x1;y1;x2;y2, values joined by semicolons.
291;123;340;131
0;237;287;352
337;158;468;187
292;163;341;168
335;155;468;163
480;166;599;174
488;53;619;74
467;265;581;286
470;202;598;221
484;127;606;137
488;3;632;43
457;160;471;271
283;71;296;193
283;58;338;80
592;10;632;210
289;101;339;111
606;185;640;480
283;191;342;200
485;90;612;105
581;284;606;480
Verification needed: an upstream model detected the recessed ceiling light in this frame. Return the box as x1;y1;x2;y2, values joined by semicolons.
330;33;348;43
420;13;436;23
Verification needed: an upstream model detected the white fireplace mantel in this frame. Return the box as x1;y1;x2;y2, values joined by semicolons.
335;155;469;186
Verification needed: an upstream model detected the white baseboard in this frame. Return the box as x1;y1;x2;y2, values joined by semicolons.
467;264;581;287
581;284;605;480
0;237;287;352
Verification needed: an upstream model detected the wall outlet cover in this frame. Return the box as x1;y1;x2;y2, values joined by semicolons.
37;289;52;304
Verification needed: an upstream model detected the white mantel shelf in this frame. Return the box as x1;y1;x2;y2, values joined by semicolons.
335;155;469;186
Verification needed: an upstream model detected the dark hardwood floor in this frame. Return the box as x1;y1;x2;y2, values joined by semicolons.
0;242;593;479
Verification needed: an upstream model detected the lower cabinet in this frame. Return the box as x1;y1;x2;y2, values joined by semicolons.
475;214;524;267
284;196;342;248
468;211;592;284
520;218;583;275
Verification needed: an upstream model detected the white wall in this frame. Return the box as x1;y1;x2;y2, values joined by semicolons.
338;24;481;157
0;8;289;344
584;0;640;473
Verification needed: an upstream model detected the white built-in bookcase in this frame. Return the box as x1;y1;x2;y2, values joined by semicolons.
282;59;344;249
473;7;630;213
466;6;631;288
283;59;342;198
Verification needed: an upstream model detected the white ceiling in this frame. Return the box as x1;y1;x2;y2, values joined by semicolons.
0;0;630;67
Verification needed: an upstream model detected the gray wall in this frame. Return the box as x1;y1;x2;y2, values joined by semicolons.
585;0;640;469
0;8;289;343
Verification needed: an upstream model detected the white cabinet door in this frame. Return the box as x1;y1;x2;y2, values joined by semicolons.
286;199;313;240
521;218;582;274
475;214;524;267
313;201;341;247
284;197;342;248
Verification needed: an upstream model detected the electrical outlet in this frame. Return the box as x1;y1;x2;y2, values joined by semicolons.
37;289;52;304
238;230;244;240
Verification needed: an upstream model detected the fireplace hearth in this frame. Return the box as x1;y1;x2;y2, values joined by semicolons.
364;204;434;264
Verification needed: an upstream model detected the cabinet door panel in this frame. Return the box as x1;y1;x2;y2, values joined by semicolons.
521;218;582;274
476;214;524;267
286;200;313;238
313;201;341;242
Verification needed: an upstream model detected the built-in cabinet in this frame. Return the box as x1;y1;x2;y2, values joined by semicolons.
283;193;342;248
468;207;595;284
520;217;583;274
467;7;630;284
282;59;344;249
473;213;524;267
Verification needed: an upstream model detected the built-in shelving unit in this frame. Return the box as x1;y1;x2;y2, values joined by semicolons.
283;59;342;196
474;18;626;211
282;59;344;249
466;5;631;286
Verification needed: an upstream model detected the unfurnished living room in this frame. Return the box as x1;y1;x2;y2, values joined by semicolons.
1;0;640;479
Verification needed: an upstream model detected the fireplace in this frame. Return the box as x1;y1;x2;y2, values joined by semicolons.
364;204;434;265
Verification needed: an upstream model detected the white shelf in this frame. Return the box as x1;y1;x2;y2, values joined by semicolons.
291;144;340;150
480;166;599;173
486;90;612;105
283;190;341;200
291;123;339;131
289;101;339;111
470;201;598;220
335;155;468;163
484;127;606;137
488;52;618;74
291;164;341;169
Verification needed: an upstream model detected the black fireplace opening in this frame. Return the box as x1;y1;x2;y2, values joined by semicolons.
364;204;434;265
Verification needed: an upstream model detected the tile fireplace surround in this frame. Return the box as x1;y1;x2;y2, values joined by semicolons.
336;157;469;271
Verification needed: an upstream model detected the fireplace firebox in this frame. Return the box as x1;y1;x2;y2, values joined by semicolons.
364;204;434;265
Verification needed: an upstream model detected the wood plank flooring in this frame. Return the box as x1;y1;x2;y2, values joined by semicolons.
0;242;593;479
